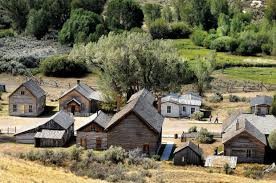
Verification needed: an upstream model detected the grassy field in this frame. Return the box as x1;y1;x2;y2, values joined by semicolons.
172;39;276;67
215;67;276;84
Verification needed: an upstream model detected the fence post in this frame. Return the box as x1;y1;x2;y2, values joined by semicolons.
7;127;9;134
15;126;16;133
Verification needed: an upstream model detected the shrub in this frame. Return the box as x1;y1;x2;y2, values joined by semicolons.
261;43;272;55
210;36;238;52
190;29;208;46
18;57;40;68
104;146;126;164
70;147;83;161
0;28;15;38
268;130;276;150
188;126;198;133
40;55;88;77
0;60;30;76
143;3;162;24
58;9;103;44
26;9;49;39
141;158;159;169
151;155;160;161
209;92;223;103
196;128;214;144
71;0;106;14
170;22;192;39
149;18;170;39
224;163;233;174
127;148;143;165
229;94;241;102
243;165;264;179
203;34;218;48
191;112;204;120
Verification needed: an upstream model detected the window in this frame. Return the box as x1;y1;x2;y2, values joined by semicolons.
13;104;17;112
246;149;252;158
167;106;171;113
183;106;186;112
96;138;102;149
29;105;33;113
20;91;25;95
191;108;195;114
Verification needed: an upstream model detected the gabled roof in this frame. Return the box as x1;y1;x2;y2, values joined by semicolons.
49;110;74;130
222;119;267;145
59;83;104;102
162;92;202;106
250;95;273;106
106;90;164;133
34;129;65;139
174;141;202;156
127;88;155;104
10;79;46;99
76;111;111;131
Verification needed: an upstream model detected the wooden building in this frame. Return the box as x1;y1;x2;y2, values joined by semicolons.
59;80;104;116
15;110;74;147
76;111;110;150
0;84;6;92
222;113;276;163
105;89;164;155
161;93;202;118
250;95;273;115
9;79;46;117
173;141;203;166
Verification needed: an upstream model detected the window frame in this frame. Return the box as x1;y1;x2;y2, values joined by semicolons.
167;106;171;113
29;105;33;113
13;104;17;112
20;91;25;95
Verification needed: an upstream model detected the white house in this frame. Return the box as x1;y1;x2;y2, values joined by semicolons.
161;93;202;118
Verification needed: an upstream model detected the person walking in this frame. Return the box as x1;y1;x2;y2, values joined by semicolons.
214;114;219;123
209;114;212;123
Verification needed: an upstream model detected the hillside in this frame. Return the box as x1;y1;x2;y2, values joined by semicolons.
0;155;106;183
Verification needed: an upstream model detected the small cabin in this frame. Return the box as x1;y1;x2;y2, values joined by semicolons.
173;141;203;166
9;79;46;117
250;95;272;115
76;111;110;150
15;110;74;147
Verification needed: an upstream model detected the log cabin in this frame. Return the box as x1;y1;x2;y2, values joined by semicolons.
76;110;111;150
222;113;276;163
173;141;203;166
14;110;74;147
9;79;46;117
59;80;104;116
105;89;164;155
250;95;273;115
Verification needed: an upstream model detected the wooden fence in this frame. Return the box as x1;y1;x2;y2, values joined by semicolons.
0;127;17;134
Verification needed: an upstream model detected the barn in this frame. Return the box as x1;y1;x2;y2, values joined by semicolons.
173;141;203;166
76;110;110;150
15;110;74;147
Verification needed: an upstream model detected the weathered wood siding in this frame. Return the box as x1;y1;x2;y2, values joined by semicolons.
36;138;65;147
9;86;45;117
224;131;265;163
59;90;92;114
161;102;200;118
15;132;36;144
77;132;107;150
173;147;202;166
107;112;160;155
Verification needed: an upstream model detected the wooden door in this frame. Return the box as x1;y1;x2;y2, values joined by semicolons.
96;138;102;150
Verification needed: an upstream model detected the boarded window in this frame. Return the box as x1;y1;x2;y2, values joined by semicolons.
29;105;33;113
21;91;25;95
143;144;150;154
183;106;186;112
13;104;17;112
167;106;171;113
96;138;102;149
246;149;252;158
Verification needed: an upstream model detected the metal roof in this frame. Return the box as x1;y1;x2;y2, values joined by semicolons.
76;110;111;131
174;141;203;156
162;93;202;106
15;79;46;99
106;89;164;133
34;129;65;139
127;88;155;104
250;95;273;106
50;110;74;129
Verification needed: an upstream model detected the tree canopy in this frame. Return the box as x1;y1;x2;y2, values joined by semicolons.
268;130;276;150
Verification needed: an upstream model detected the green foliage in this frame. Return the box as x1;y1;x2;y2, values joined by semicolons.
210;36;238;52
104;146;126;164
0;28;15;38
190;28;208;46
203;33;217;48
229;95;242;102
191;112;204;120
209;0;228;17
265;0;276;22
40;55;88;77
161;5;174;23
70;147;83;161
0;0;30;32
143;3;161;24
71;0;106;14
230;13;252;36
0;59;30;76
170;22;192;39
196;128;214;144
224;163;233;175
243;165;264;179
105;0;144;31
271;95;276;116
26;9;49;39
69;32;191;98
188;126;197;133
209;92;223;103
58;9;103;44
268;130;276;150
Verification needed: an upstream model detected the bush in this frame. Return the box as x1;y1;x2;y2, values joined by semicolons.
191;112;204;120
0;28;15;38
143;3;162;24
229;94;241;102
26;9;49;39
104;146;126;164
58;9;103;44
71;0;106;14
196;128;214;144
40;55;88;77
188;126;198;133
268;130;276;150
243;165;264;179
0;60;30;76
18;56;40;68
191;29;208;46
203;34;218;48
209;92;223;103
170;22;192;39
70;147;83;161
261;43;272;55
210;36;238;52
149;18;170;39
224;163;233;174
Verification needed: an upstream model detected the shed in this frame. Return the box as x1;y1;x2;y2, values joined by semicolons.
204;155;237;169
173;141;203;166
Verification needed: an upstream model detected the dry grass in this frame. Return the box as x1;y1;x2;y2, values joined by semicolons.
0;155;106;183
